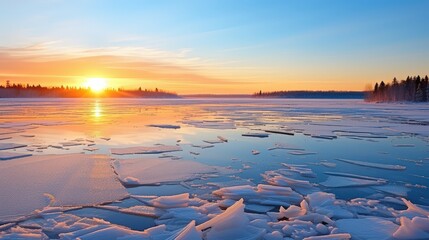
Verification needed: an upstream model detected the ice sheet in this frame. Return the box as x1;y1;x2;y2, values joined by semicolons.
0;143;27;150
113;158;226;185
0;154;128;222
336;158;406;170
321;176;386;188
111;145;182;155
0;152;32;160
147;124;181;129
336;218;399;240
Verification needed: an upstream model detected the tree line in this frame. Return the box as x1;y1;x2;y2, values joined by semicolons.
367;75;429;102
0;81;178;98
253;90;364;99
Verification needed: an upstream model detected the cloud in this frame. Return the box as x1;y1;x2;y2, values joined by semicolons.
0;42;242;89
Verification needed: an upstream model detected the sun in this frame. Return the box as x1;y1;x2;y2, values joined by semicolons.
85;78;107;93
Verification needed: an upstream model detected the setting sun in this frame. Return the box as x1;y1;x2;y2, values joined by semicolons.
85;78;107;93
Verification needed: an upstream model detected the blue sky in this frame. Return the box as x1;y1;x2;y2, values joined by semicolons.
0;0;428;93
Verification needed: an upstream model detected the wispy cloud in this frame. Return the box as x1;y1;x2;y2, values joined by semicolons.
0;42;246;91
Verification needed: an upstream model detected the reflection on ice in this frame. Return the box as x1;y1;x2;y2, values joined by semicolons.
0;99;428;239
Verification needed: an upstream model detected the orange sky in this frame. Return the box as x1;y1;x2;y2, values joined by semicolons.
0;44;381;94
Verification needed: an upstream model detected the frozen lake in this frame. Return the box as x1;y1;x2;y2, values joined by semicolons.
0;98;428;239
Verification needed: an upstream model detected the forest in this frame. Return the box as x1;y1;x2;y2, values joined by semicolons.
367;75;429;102
0;82;178;98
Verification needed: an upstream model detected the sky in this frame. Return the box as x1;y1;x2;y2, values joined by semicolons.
0;0;428;94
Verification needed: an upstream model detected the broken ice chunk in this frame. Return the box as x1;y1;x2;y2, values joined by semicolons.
203;139;224;144
251;150;260;155
217;136;228;142
336;158;406;170
321;176;387;188
59;141;82;147
303;233;351;240
166;220;202;240
372;185;410;197
213;184;303;207
393;144;415;147
396;198;429;218
265;129;294;135
149;193;190;208
393;216;429;239
196;199;266;239
183;120;235;129
288;150;317;156
191;144;214;149
83;147;98;152
111;145;182;155
242;132;269;138
147;124;181;129
0;152;32;160
268;143;304;151
279;200;308;219
112;158;225;185
0;143;27;151
306;192;353;219
262;171;318;195
281;163;316;178
20;134;35;138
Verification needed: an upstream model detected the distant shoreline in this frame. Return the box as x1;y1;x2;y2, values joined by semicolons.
0;91;367;99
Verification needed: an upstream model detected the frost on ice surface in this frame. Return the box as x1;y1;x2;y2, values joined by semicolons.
111;145;182;155
0;151;32;160
0;154;128;222
147;124;181;129
336;158;406;170
112;158;227;185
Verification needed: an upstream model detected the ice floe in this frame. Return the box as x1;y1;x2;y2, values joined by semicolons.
0;143;27;150
183;120;236;129
196;199;266;239
112;158;230;185
336;158;406;170
262;170;319;195
321;176;386;188
213;184;303;207
147;124;181;129
111;145;182;155
336;217;399;240
0;154;128;222
0;151;32;160
242;132;270;138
